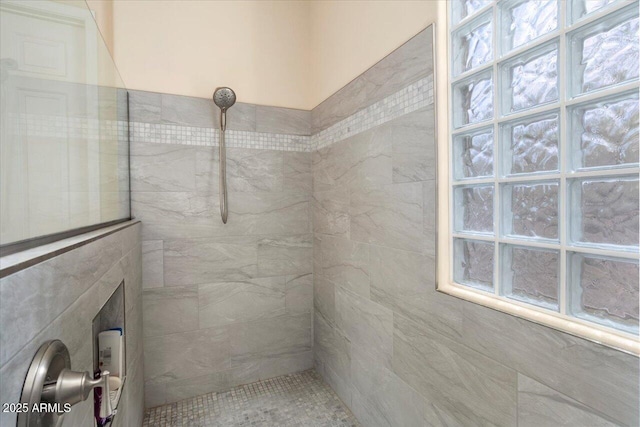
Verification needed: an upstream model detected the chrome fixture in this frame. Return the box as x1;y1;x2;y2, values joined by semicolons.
213;87;236;224
18;340;113;427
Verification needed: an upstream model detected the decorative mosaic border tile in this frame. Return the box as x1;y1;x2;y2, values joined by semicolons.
3;115;128;141
4;75;433;152
129;123;310;152
310;76;434;150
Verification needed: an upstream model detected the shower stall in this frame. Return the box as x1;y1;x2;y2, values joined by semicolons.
0;1;638;427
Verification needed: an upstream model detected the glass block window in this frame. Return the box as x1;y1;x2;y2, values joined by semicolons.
449;0;639;336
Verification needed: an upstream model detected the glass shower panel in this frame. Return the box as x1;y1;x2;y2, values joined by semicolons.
0;0;130;247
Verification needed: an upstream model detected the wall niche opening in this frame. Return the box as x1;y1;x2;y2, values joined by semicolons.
92;280;127;426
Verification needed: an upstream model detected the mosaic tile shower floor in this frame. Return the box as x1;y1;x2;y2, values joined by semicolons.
142;370;360;427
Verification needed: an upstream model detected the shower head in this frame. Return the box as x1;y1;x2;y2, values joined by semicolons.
213;87;236;111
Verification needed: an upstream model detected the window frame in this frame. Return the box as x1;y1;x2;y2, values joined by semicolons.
438;0;640;356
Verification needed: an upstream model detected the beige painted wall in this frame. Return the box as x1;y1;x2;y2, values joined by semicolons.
111;0;311;109
108;0;444;109
309;0;442;106
86;0;114;56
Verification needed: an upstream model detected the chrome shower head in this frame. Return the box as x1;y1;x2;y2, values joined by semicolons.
213;87;236;111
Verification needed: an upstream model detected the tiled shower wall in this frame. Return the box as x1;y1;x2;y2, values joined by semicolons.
131;24;638;424
129;93;314;407
0;223;144;427
311;26;639;427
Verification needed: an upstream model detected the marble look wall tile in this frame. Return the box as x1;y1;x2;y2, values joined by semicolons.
0;280;98;426
420;400;468;427
226;149;283;192
135;190;309;240
144;325;230;383
236;192;309;235
113;350;145;427
257;234;313;276
0;226;142;427
228;350;313;388
195;147;284;194
311;27;433;133
350;182;425;253
128;91;314;408
226;102;257;132
125;240;144;313
283;152;312;193
198;277;286;328
461;303;639;426
121;222;142;255
161;93;216;128
423;180;437;255
146;351;313;408
314;311;351;382
314;276;336;324
145;370;231;408
129;90;161;123
96;242;140;313
62;396;94;427
159;98;256;132
131;142;196;192
143;286;198;337
125;297;145;374
132;192;217;240
391;106;435;183
96;85;121;118
335;285;393;370
320;235;370;298
312;189;350;236
194;146;219;193
285;273;313;314
315;356;354;408
313;127;392;193
157;98;256;131
313;234;323;276
351;351;428;427
0;231;122;365
256;106;311;135
229;313;311;366
163;237;258;286
393;313;518;426
518;374;620;427
142;240;164;288
370;245;462;341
